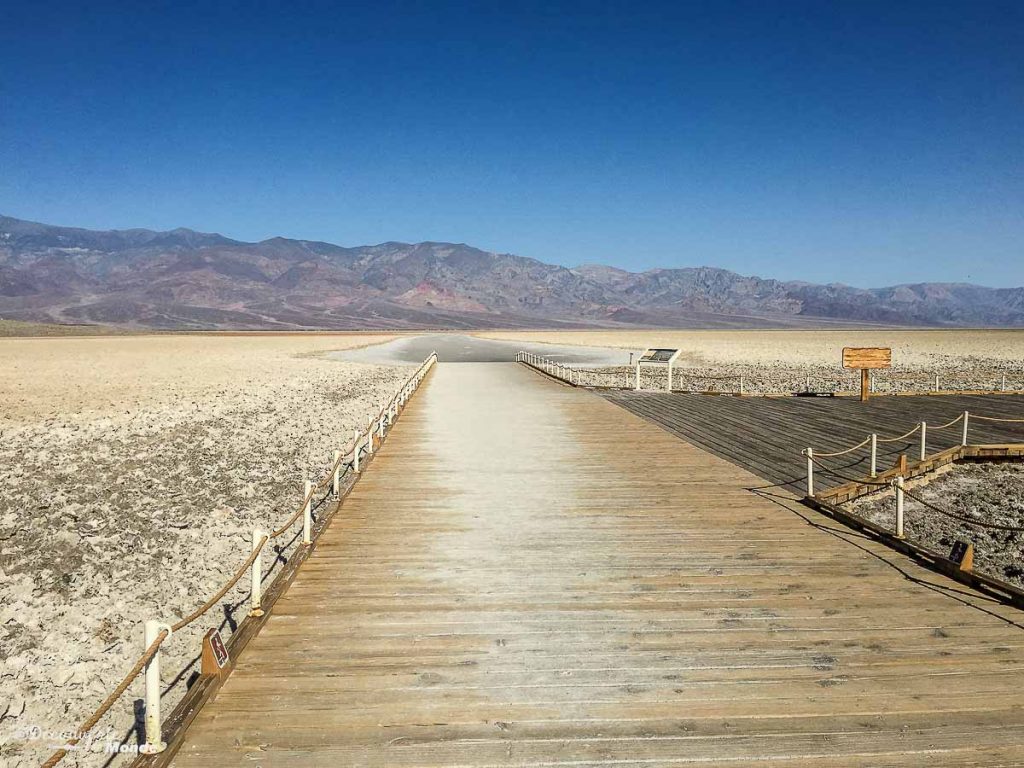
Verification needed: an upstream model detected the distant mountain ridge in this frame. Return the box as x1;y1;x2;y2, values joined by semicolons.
1;214;1022;329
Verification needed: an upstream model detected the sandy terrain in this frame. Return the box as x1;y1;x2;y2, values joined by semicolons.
479;329;1024;393
0;333;411;766
850;462;1024;589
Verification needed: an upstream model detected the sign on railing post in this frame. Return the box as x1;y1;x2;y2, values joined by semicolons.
200;628;229;678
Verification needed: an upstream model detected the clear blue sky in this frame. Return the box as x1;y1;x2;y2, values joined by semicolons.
2;1;1022;288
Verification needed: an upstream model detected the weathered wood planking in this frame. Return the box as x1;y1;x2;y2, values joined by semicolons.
842;347;892;369
603;390;1024;494
171;366;1024;767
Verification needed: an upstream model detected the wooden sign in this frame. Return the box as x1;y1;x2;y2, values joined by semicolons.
842;347;892;370
842;347;892;401
201;629;230;676
949;541;974;572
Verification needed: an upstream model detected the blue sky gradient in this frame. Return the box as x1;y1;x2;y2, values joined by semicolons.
1;1;1022;287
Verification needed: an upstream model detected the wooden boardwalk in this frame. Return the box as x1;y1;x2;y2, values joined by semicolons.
172;365;1024;767
604;390;1024;494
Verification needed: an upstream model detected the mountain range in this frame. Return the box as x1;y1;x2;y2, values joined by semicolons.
1;214;1022;330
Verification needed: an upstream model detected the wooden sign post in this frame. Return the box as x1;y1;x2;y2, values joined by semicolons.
842;347;892;402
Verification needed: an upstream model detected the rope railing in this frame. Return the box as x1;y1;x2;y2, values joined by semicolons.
875;423;923;443
523;354;1022;396
812;436;872;458
805;405;1024;469
799;404;1024;498
40;630;169;768
804;416;1024;572
40;350;438;766
931;413;966;430
900;486;1024;533
809;453;1024;536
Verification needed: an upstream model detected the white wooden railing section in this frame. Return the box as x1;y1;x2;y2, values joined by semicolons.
516;350;1022;396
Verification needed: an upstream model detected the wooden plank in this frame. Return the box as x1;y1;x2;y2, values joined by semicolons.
842;347;892;369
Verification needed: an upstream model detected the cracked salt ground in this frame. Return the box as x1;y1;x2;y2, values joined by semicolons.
0;336;412;767
851;463;1024;589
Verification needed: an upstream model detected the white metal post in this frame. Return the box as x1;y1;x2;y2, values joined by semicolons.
739;375;744;395
302;479;312;544
635;364;641;391
894;476;905;538
250;529;264;617
920;421;927;460
332;450;341;494
804;448;814;497
352;428;360;473
667;361;673;392
870;433;878;477
934;373;940;391
805;375;811;392
1001;374;1007;392
378;415;385;443
143;620;166;754
961;411;970;446
366;415;375;454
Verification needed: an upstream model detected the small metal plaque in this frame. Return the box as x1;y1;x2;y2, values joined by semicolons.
639;348;679;363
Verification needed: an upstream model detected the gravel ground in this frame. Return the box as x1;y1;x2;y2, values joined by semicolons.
850;462;1024;589
571;360;1023;394
0;334;411;766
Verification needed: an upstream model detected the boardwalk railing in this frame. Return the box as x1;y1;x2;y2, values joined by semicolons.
517;351;1022;396
516;351;583;385
800;409;1024;495
41;352;438;768
796;407;1024;609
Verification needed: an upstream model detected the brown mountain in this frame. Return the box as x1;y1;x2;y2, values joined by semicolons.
1;214;1022;329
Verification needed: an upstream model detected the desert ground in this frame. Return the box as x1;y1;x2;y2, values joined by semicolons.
852;463;1024;589
3;327;1024;765
479;329;1024;393
0;333;413;766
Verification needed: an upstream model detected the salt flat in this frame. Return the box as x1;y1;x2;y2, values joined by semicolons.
0;333;410;767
